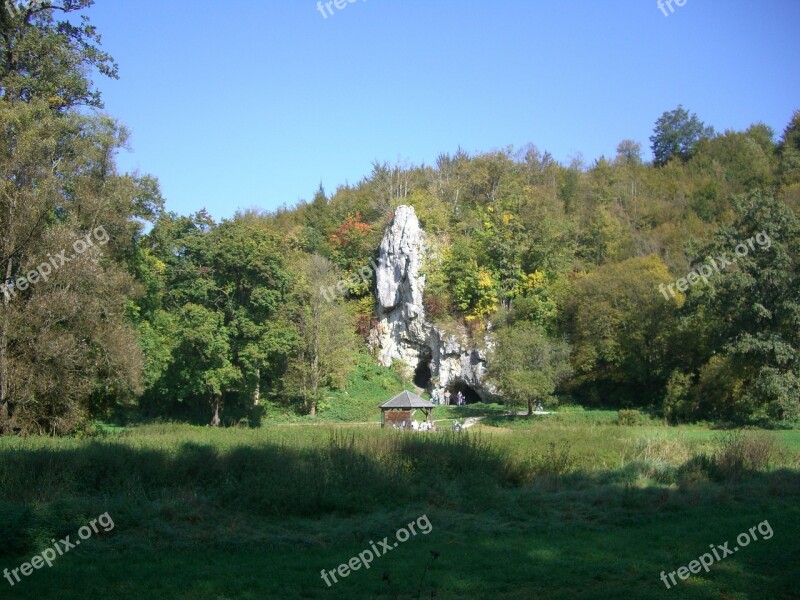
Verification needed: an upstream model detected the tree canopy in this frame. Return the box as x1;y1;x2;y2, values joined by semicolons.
1;2;798;432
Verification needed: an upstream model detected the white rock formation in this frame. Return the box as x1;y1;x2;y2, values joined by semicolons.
369;206;494;402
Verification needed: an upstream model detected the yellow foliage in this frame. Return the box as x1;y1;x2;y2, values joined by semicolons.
470;268;499;320
513;270;546;297
477;268;494;289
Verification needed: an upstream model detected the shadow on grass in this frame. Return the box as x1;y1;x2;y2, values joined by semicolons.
0;431;531;557
0;428;799;599
1;430;798;542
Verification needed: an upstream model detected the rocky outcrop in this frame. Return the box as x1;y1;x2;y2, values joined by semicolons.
369;206;494;402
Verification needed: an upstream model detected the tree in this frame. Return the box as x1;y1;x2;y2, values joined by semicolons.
442;240;499;321
166;304;240;427
778;110;800;186
1;0;118;108
489;322;572;416
0;103;158;434
137;213;293;423
0;1;159;435
691;128;775;191
650;106;715;167
207;218;293;408
616;140;643;165
565;255;677;407
283;255;357;416
677;190;800;421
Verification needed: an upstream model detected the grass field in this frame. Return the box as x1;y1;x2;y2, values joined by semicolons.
1;409;798;599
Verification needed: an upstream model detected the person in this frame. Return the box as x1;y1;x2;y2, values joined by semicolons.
432;389;440;405
443;389;451;405
456;391;464;406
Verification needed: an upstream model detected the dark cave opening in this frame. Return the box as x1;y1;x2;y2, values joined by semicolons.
413;350;432;389
447;381;482;405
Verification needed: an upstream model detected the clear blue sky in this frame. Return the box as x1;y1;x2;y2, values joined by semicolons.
84;0;800;221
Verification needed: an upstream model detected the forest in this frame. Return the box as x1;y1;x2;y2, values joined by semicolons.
1;1;799;436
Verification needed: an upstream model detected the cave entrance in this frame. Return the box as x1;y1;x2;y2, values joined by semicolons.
413;349;432;389
447;381;482;405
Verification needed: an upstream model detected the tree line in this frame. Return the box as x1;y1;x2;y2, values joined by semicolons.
0;2;797;434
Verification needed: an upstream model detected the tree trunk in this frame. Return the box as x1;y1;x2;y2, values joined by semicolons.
309;337;320;417
252;368;260;406
527;398;533;417
210;396;221;427
0;257;12;433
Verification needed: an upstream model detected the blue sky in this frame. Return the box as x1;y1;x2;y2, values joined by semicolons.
84;0;800;221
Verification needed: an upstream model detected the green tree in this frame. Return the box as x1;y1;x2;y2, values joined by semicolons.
650;105;715;167
0;102;159;434
0;0;117;108
283;255;357;416
691;127;775;191
778;111;800;184
442;240;499;321
678;190;800;421
489;322;572;416
166;304;240;427
208;217;293;407
616;140;643;165
137;212;293;423
566;255;677;406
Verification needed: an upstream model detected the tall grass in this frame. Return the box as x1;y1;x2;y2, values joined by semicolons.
1;421;797;560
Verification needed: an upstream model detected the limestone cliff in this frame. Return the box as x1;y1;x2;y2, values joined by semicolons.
369;206;494;402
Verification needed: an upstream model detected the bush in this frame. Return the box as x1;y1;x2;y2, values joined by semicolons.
663;370;695;422
533;441;576;478
617;409;644;426
713;430;779;480
684;431;783;482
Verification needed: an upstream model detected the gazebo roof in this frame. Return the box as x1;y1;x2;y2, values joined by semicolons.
379;390;435;409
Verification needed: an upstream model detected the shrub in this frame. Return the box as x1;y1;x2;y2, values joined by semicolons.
679;431;782;483
533;441;576;478
617;409;644;426
714;430;779;480
663;370;695;422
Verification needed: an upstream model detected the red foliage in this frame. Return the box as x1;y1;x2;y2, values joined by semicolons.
423;293;447;320
356;313;378;339
330;213;372;250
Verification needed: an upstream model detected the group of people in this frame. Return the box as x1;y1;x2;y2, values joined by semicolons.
432;389;466;406
411;420;434;432
392;420;435;432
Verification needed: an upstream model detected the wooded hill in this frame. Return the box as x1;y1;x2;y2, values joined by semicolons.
1;2;798;434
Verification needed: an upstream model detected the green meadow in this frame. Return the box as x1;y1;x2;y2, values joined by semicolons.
1;409;798;599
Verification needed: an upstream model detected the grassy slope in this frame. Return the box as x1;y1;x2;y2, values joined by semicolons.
0;415;798;600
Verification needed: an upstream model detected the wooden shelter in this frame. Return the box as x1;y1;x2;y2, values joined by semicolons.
379;391;435;428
